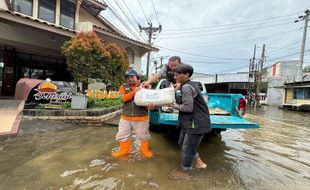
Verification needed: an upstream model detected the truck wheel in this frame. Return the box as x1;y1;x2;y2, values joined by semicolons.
149;123;159;132
211;131;222;141
212;129;223;141
202;129;222;143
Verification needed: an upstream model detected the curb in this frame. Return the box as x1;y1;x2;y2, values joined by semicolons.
22;105;123;126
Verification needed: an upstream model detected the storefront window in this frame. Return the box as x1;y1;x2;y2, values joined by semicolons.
60;0;75;29
22;67;30;78
16;53;31;79
0;51;3;91
38;0;56;23
30;68;44;79
45;69;55;78
13;52;71;83
305;88;310;99
294;88;305;99
13;0;33;16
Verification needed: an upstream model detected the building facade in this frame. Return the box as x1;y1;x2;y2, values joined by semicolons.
265;60;299;105
192;72;253;95
282;81;310;111
0;0;157;96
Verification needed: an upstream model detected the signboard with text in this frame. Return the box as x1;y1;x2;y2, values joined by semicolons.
27;79;77;103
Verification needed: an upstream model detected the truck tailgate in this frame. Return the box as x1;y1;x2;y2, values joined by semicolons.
157;113;259;129
211;115;259;129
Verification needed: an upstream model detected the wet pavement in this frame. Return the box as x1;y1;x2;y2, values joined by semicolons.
0;100;24;135
0;106;309;190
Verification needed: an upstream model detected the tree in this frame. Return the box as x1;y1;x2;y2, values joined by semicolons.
304;65;310;72
104;43;129;88
61;32;129;91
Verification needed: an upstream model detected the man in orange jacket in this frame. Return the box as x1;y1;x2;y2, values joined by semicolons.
112;69;154;158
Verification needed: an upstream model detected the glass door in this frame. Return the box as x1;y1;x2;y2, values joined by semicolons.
0;51;3;96
2;50;15;96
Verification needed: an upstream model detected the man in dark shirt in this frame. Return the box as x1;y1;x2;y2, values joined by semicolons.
169;64;211;179
142;56;181;87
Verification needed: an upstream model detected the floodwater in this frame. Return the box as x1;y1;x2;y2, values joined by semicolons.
0;106;309;190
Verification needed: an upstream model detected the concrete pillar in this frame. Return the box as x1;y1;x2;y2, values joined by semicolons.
55;0;60;25
75;0;81;26
33;0;38;18
0;0;8;10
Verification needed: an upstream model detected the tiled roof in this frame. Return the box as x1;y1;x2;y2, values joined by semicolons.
94;25;158;51
93;0;108;8
82;0;107;15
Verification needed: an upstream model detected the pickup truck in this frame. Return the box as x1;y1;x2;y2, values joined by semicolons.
149;79;259;139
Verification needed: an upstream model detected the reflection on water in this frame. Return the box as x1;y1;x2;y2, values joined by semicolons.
0;106;309;190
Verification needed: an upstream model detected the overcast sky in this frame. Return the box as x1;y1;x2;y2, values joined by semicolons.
101;0;310;75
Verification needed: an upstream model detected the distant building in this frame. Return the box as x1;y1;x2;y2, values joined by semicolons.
265;60;299;105
282;80;310;111
191;72;214;84
192;72;253;95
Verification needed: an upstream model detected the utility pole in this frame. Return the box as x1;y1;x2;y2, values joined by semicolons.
248;45;257;108
160;56;163;68
260;44;266;71
154;60;158;73
295;9;309;81
256;44;265;108
154;56;164;73
139;22;162;79
252;44;257;67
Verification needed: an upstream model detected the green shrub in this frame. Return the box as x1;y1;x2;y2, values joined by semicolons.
87;97;97;108
35;98;121;109
87;98;122;109
37;103;47;109
62;102;71;109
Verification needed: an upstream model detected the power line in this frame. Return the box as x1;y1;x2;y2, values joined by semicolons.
118;0;149;42
268;40;301;50
153;56;251;65
120;0;139;25
185;61;249;70
160;28;299;50
210;65;249;74
161;17;294;35
112;0;147;42
267;40;302;56
270;45;301;57
267;49;310;63
183;60;249;65
268;40;300;51
137;0;149;24
154;56;265;74
164;12;298;32
155;45;248;60
159;21;295;39
105;0;141;40
139;22;162;78
149;0;162;45
150;0;160;24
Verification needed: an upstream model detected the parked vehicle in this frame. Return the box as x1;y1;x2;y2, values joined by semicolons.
149;79;259;139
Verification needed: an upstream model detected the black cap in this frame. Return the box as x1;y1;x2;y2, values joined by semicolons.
125;69;140;78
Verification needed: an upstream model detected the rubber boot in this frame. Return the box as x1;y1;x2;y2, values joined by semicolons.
140;140;153;158
112;140;131;158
